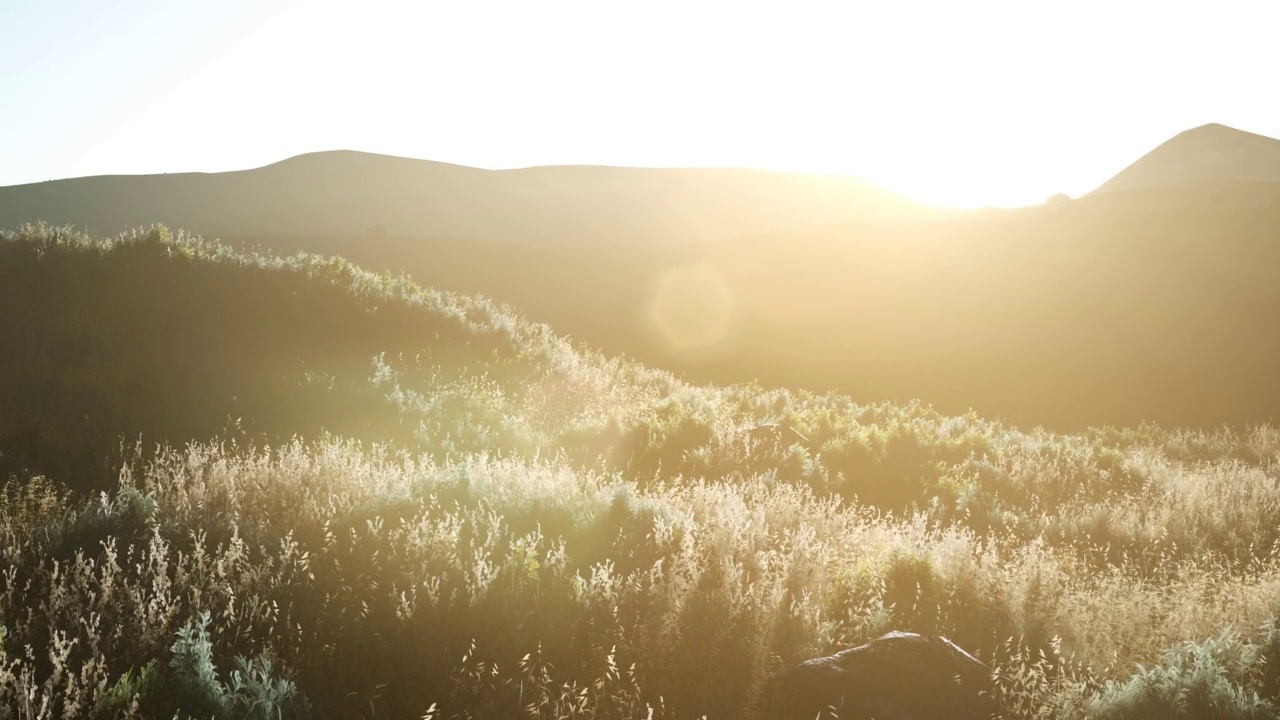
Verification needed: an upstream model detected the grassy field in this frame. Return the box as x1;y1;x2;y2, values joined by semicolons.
2;224;1279;718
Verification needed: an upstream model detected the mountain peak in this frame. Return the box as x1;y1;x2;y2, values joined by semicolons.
1176;122;1279;143
1183;121;1234;133
257;150;488;175
1093;122;1280;194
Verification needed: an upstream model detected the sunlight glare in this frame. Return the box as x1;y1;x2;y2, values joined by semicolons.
648;264;736;353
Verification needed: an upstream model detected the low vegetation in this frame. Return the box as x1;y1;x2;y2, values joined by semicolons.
2;224;1278;718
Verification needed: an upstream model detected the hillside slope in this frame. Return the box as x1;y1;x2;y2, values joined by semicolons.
231;175;1280;430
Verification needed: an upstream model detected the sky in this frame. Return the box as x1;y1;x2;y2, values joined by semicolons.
3;0;1279;208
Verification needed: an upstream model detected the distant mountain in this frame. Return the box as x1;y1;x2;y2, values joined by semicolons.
1093;123;1280;193
0;151;937;246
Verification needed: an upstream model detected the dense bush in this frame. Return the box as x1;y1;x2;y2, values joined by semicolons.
1;441;1278;718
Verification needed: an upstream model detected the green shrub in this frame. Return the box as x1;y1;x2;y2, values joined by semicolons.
1084;633;1276;720
158;612;309;719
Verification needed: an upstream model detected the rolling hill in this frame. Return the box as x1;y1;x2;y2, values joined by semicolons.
0;152;935;246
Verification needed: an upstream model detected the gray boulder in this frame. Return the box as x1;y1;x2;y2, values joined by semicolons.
765;631;997;719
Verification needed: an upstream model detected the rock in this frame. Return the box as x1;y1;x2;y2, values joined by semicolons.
764;631;997;719
740;423;810;445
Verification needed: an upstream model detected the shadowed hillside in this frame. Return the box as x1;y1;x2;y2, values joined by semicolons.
0;153;935;245
0;225;543;489
229;173;1280;430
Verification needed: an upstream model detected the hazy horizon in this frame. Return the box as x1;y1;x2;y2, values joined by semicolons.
6;0;1280;208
